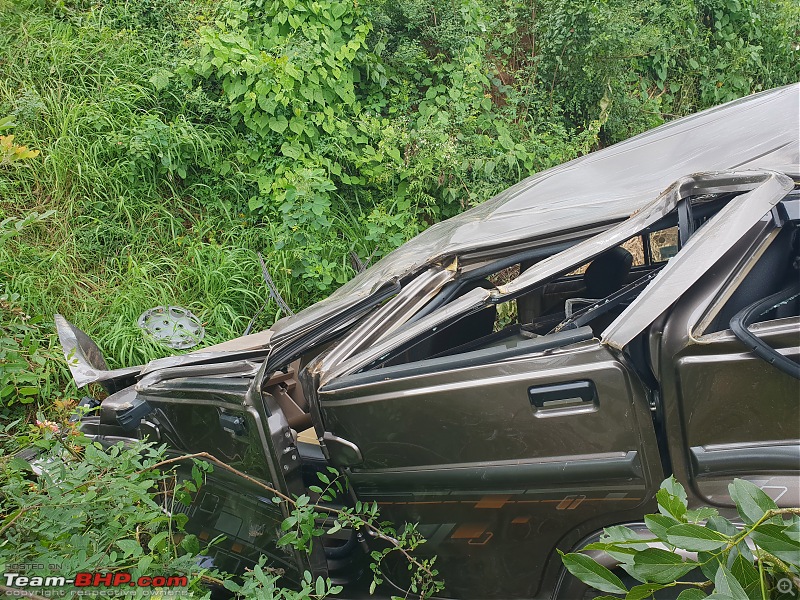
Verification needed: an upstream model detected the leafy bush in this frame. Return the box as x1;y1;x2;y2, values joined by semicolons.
0;425;211;595
1;423;443;599
560;476;800;599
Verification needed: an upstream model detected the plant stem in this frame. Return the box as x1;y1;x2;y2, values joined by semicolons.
146;451;438;580
758;554;767;600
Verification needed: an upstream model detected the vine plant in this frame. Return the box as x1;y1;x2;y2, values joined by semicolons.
155;451;444;599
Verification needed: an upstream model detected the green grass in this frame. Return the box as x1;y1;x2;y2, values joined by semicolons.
0;0;282;412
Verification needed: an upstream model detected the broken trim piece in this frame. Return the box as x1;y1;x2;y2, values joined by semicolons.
317;286;492;387
55;314;140;391
498;171;787;298
318;264;458;374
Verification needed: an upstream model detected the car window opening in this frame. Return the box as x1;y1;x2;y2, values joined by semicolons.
705;194;800;334
364;191;748;372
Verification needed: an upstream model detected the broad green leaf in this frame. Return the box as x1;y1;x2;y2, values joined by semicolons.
559;551;628;594
331;3;347;19
676;590;707;600
706;515;737;536
149;70;171;90
584;541;638;563
598;525;650;562
662;476;689;503
666;524;729;551
603;525;649;548
646;514;680;542
8;456;33;472
784;515;800;538
621;561;647;583
729;554;759;600
180;534;200;555
714;565;748;600
116;539;143;557
685;507;719;523
698;551;724;581
632;548;699;583
288;117;305;135
147;531;169;551
751;523;800;562
657;477;688;521
280;142;302;159
728;479;778;525
137;555;153;574
269;115;288;134
626;583;667;599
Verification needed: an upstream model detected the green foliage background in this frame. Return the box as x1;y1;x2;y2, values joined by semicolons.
0;0;798;411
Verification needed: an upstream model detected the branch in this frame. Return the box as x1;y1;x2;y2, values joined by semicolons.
0;586;51;600
146;452;438;581
145;451;294;503
0;506;32;538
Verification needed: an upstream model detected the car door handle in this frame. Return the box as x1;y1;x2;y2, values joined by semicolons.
528;381;597;414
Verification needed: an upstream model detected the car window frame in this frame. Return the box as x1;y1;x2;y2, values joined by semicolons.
691;196;800;340
602;171;793;349
318;171;793;386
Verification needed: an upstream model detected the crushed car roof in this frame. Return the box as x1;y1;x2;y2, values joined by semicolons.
271;84;800;340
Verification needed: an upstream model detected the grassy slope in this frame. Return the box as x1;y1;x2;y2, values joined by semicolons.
0;0;273;375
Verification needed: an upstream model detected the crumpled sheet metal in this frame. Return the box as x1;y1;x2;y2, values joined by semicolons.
601;170;794;348
270;85;800;343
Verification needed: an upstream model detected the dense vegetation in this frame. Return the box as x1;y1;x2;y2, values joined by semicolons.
1;0;798;412
0;0;798;596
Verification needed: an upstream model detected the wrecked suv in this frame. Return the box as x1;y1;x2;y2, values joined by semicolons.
56;84;800;599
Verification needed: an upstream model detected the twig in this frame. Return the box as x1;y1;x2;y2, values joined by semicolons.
0;506;32;538
146;452;437;580
145;451;294;503
0;586;51;600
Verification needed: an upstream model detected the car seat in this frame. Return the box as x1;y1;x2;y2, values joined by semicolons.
578;246;634;333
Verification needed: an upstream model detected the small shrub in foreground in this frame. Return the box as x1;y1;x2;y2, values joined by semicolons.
560;477;800;599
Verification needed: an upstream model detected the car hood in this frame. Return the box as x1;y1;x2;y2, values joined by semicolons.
269;84;800;343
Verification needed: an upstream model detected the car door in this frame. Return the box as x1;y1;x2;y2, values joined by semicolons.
658;196;800;510
123;362;319;582
317;333;662;599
